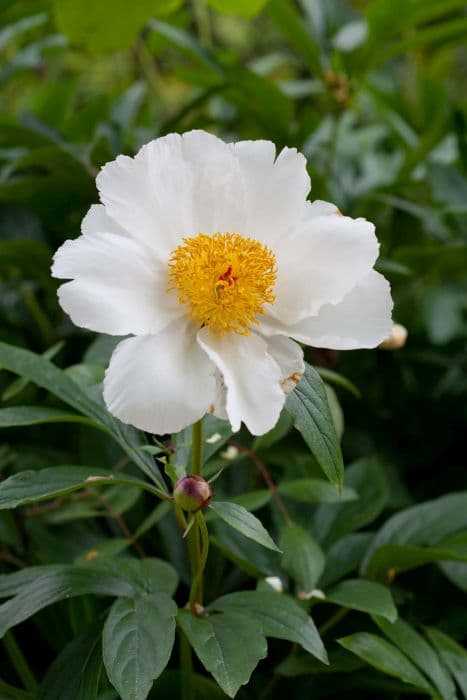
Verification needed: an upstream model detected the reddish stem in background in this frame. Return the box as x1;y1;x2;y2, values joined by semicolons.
229;441;292;525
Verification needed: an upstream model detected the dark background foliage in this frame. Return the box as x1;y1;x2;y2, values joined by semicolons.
0;1;466;699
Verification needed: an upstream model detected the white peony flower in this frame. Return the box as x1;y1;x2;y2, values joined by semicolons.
52;130;392;436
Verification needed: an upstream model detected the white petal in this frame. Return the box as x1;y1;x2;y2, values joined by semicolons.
230;140;310;245
52;233;181;335
272;214;380;324
305;199;341;217
266;336;304;394
197;329;285;436
96;131;246;255
181;130;246;235
103;319;216;435
81;204;128;237
96;134;190;254
276;270;393;350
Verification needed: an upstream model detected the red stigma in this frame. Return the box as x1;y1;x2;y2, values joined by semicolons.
218;266;237;285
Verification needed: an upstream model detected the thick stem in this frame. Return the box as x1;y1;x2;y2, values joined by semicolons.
191;420;203;476
189;511;210;610
2;631;37;693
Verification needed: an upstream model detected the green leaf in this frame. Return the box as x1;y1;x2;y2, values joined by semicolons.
0;406;94;428
0;558;178;637
338;633;434;693
285;363;344;489
374;617;456;700
209;591;328;664
280;522;325;592
207;0;269;18
364;538;467;581
425;627;467;698
178;609;267;698
278;478;357;504
38;623;102;700
0;341;167;493
312;458;389;547
53;0;182;53
209;501;281;552
319;533;374;589
362;491;467;577
324;580;397;622
0;466;164;509
267;0;322;75
2;341;63;402
103;594;177;700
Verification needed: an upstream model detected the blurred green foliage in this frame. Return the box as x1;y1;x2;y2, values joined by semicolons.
0;0;466;698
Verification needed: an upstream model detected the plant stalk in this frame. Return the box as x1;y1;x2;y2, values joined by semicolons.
2;631;37;693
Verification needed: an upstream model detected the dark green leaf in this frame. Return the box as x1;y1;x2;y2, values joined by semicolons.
209;591;328;664
209;501;281;552
324;580;397;622
179;609;267;698
38;623;102;700
278;478;357;504
0;558;178;637
425;627;467;698
0;466;164;509
103;594;177;700
374;617;456;700
285;364;344;489
362;491;467;577
319;533;374;588
312;458;389;546
0;341;167;493
280;522;325;592
338;633;434;693
0;406;87;428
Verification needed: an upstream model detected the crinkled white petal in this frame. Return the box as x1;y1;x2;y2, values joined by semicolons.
271;213;380;324
96;131;246;256
197;329;285;435
265;335;304;394
52;233;181;335
103;318;216;435
230;140;310;245
304;199;341;218
264;270;393;350
81;203;129;237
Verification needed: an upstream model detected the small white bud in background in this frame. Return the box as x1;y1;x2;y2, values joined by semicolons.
264;576;283;593
206;432;222;444
378;323;408;350
297;589;326;601
220;445;239;460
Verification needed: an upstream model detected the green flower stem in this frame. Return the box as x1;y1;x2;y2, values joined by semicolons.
2;630;37;693
179;628;195;700
189;511;210;610
191;419;203;476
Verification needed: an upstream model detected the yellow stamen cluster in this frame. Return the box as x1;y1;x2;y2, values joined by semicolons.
168;232;277;336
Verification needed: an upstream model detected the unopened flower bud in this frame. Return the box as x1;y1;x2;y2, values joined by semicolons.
379;323;408;350
173;475;212;512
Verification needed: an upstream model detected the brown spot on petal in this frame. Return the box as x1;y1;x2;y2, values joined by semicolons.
281;372;303;395
209;403;215;414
